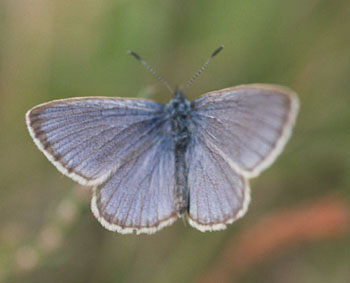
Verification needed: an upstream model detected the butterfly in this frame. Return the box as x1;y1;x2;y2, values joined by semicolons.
25;46;299;234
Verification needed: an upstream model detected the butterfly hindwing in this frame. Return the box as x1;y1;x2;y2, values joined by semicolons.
190;84;299;178
26;97;166;186
91;133;177;234
186;133;250;231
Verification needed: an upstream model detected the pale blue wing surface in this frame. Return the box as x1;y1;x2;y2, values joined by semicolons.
191;84;299;178
26;97;166;186
186;134;250;232
91;133;177;234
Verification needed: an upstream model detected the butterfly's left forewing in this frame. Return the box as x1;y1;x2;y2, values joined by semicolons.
26;97;166;186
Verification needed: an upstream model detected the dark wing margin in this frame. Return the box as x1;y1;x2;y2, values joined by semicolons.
25;97;166;186
186;134;250;232
191;84;299;178
91;134;178;234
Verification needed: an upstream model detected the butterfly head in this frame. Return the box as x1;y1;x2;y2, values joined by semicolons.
168;89;190;111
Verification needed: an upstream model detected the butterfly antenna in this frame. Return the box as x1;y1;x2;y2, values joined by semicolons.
128;50;174;94
183;45;224;92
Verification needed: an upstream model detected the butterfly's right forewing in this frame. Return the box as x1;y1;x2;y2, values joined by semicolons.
190;84;299;178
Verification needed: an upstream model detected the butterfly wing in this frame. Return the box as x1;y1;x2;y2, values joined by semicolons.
186;134;250;231
26;97;167;186
91;133;177;234
190;84;299;178
185;84;298;231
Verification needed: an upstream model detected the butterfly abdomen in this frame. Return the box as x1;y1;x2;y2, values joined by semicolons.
167;91;191;216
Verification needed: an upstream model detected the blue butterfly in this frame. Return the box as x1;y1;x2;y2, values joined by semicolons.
26;46;299;234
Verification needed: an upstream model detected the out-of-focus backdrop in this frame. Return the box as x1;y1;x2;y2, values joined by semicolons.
0;1;349;282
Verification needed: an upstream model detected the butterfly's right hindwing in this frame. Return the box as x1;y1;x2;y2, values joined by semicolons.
185;134;250;232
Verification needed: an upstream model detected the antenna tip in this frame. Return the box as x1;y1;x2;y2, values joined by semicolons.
211;45;224;58
128;50;142;61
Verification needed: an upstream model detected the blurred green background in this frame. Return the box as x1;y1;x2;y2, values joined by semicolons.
0;0;349;282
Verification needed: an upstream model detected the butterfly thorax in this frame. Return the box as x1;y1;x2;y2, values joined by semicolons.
168;91;191;144
167;91;191;216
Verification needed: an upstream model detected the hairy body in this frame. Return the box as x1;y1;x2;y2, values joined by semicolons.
166;91;191;216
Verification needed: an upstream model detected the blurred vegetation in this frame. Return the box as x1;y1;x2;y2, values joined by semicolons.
0;0;349;282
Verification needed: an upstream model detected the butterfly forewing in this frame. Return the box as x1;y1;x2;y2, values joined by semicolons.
91;133;177;234
26;97;166;186
186;134;250;232
190;84;299;178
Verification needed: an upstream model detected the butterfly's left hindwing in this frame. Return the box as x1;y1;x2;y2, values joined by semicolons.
91;133;177;234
